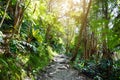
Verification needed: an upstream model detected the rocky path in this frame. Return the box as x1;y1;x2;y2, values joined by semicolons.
36;54;91;80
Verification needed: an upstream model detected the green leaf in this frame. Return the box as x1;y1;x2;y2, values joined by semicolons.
0;58;8;67
11;0;17;5
32;29;43;43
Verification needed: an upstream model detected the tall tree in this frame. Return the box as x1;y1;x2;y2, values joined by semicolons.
71;0;92;61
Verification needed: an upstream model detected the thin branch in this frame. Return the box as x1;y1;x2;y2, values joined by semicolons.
23;0;31;12
0;0;10;28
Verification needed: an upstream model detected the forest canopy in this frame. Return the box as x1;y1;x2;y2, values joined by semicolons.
0;0;120;80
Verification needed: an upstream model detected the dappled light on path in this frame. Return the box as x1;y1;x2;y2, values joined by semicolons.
36;54;91;80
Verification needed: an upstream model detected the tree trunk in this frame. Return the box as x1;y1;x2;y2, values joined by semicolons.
101;0;113;78
71;0;92;61
101;0;110;59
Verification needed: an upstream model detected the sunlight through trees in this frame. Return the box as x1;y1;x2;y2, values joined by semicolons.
0;0;120;80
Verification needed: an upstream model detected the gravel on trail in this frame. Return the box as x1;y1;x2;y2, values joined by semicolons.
36;54;92;80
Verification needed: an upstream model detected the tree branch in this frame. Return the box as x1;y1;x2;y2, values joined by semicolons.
0;0;10;28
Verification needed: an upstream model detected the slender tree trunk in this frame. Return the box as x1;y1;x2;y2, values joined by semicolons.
101;0;110;59
13;0;24;34
45;0;52;44
45;24;52;43
71;0;92;61
83;27;88;59
101;0;113;79
0;0;10;28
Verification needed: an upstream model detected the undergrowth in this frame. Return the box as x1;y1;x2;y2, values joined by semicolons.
74;57;120;80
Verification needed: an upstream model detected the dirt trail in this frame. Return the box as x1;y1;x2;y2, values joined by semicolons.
36;54;91;80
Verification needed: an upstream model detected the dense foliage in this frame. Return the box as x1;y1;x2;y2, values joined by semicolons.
0;0;120;80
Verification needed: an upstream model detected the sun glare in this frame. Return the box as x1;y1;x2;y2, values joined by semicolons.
61;1;69;14
58;0;81;17
73;0;80;4
61;0;80;13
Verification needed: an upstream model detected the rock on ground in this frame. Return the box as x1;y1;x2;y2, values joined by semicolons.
36;54;92;80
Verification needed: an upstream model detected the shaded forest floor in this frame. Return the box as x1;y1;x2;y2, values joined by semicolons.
35;54;92;80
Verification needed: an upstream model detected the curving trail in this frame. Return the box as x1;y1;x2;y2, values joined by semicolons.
37;54;91;80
